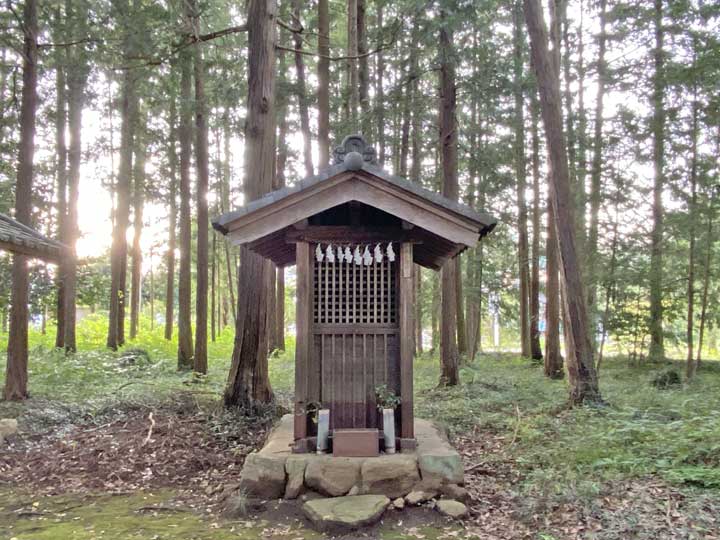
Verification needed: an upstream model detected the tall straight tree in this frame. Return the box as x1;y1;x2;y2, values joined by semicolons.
586;0;607;324
225;0;277;408
375;1;386;165
438;7;459;387
529;88;543;360
545;191;563;378
108;0;138;350
513;0;532;359
317;0;330;166
4;0;38;400
53;9;68;350
346;0;359;126
130;118;145;340
685;88;699;379
62;0;90;353
177;45;194;369
357;0;370;135
648;0;665;360
291;0;313;176
193;1;210;375
164;93;178;341
524;0;600;403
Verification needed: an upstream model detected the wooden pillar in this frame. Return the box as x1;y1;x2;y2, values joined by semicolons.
399;242;415;443
294;241;312;446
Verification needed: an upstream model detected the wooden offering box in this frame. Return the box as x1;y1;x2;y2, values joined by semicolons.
333;428;380;457
213;135;496;454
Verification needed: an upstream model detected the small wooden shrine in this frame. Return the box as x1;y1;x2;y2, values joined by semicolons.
213;135;496;453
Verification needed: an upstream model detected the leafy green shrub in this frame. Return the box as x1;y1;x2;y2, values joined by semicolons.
651;369;682;389
118;348;152;367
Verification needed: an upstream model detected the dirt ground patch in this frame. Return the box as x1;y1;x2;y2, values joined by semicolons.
0;394;273;508
2;397;719;539
455;425;720;539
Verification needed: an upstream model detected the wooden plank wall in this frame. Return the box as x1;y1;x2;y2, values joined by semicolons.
316;331;399;430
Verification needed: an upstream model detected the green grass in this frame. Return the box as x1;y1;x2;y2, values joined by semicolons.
2;316;720;494
413;352;720;491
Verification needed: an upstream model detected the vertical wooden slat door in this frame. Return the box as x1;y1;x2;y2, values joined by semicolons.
312;243;400;430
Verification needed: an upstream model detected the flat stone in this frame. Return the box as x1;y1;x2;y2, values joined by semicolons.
0;418;18;444
415;419;464;486
237;452;286;500
435;499;468;519
258;414;294;456
405;490;437;505
284;456;307;499
439;484;469;502
302;495;389;532
305;456;363;497
361;454;419;498
392;497;405;510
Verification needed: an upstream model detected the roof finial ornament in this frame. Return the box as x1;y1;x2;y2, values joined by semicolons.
332;134;377;166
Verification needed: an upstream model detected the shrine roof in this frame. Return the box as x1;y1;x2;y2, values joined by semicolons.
213;135;497;270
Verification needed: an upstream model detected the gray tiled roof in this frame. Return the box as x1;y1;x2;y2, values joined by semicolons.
0;213;66;261
213;161;497;236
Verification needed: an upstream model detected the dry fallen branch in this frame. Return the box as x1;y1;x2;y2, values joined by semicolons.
508;404;521;447
141;412;155;447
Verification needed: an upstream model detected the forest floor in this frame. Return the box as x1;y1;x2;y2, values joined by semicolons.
1;318;720;539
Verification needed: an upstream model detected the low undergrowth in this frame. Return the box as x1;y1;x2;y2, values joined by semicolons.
1;318;719;538
414;352;720;493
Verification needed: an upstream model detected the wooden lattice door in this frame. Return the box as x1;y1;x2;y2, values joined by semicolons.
312;244;400;430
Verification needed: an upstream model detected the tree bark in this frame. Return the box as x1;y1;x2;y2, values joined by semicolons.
193;2;209;374
438;10;459;387
357;0;370;136
130;118;145;340
544;191;563;378
317;0;330;167
375;2;385;166
272;62;289;351
648;0;665;361
346;0;359;127
529;88;543;360
62;0;89;354
695;184;716;367
4;0;37;401
108;0;137;350
164;95;178;341
684;83;699;378
524;0;600;403
291;0;313;177
225;0;277;408
221;110;237;323
586;0;607;336
410;79;423;355
597;188;620;372
53;8;68;350
177;45;194;369
513;1;531;359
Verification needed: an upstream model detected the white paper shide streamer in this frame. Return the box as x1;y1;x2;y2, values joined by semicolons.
316;243;396;265
374;243;383;263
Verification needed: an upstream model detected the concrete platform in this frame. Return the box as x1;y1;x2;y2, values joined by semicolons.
235;414;464;501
